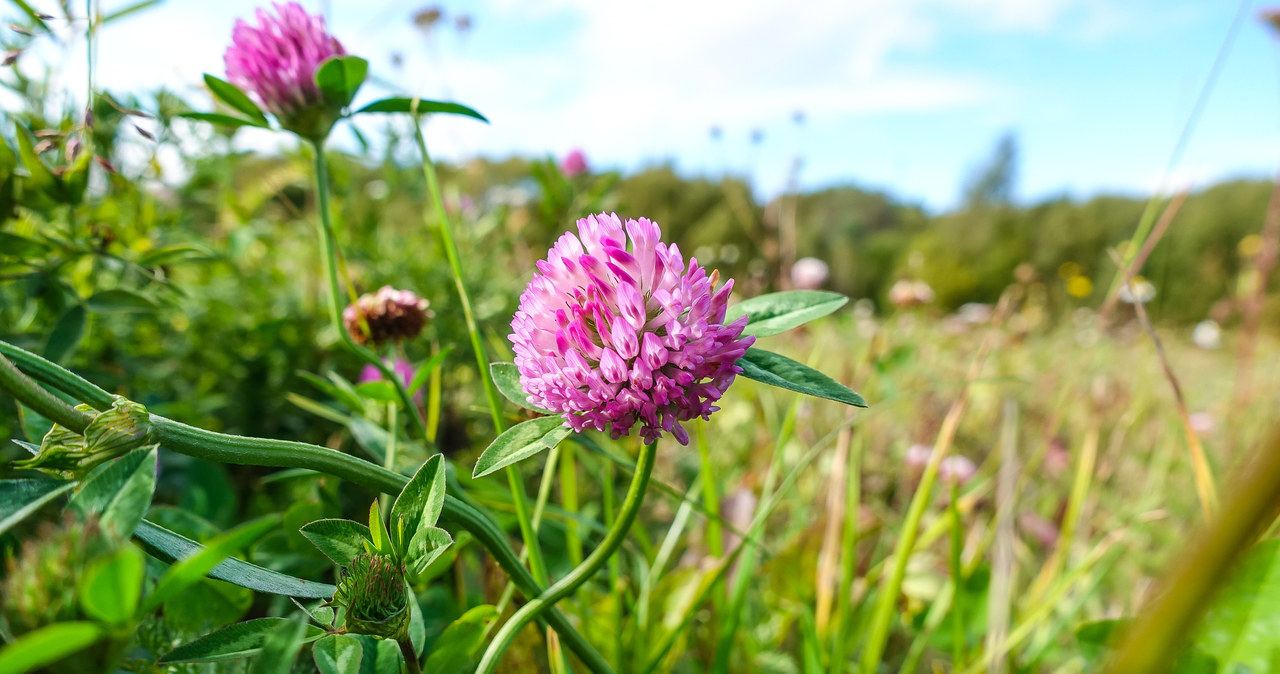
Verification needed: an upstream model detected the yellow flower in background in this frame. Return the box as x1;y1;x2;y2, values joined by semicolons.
1240;234;1263;257
1058;261;1082;280
1066;275;1093;298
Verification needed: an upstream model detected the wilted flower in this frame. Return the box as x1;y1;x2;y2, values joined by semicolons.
333;553;410;639
510;213;755;445
1118;277;1156;304
561;149;588;177
790;257;829;290
359;359;423;405
1192;319;1221;350
343;286;431;347
224;2;346;138
939;455;977;486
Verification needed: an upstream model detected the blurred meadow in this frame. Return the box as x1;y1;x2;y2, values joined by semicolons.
2;1;1280;673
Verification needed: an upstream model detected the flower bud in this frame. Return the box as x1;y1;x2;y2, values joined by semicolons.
16;398;153;478
15;405;96;478
83;396;153;459
333;553;410;639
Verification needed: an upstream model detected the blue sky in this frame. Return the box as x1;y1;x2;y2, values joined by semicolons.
16;0;1280;212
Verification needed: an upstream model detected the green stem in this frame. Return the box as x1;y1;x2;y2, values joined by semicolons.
0;342;613;674
398;637;422;674
381;401;398;513
860;441;949;671
0;351;93;432
411;123;549;589
829;432;862;670
476;438;658;674
949;482;965;667
310;142;428;442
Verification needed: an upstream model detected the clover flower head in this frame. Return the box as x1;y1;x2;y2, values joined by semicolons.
561;149;588;177
334;553;410;639
224;2;345;128
343;286;431;347
510;213;755;445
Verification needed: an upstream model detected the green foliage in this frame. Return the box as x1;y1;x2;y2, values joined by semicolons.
0;622;104;674
726;290;849;337
738;347;867;407
473;416;572;478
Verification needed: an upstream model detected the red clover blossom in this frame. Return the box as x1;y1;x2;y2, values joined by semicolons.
510;213;754;445
224;2;345;134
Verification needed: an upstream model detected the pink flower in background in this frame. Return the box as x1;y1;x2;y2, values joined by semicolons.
360;359;423;405
224;2;345;123
790;257;829;290
510;213;755;445
560;149;588;177
939;455;977;486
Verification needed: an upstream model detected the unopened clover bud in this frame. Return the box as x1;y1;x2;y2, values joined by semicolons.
83;396;153;459
333;553;410;639
342;286;431;347
14;404;97;478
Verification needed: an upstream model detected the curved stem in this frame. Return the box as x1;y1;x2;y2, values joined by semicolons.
0;340;614;674
310;142;428;442
476;438;657;674
0;341;114;410
411;124;550;590
0;351;93;432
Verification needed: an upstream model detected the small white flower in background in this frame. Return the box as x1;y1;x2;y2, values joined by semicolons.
1192;319;1221;350
1189;412;1216;434
958;303;993;325
1118;277;1156;304
912;280;935;304
790;257;830;290
905;443;932;471
853;298;876;320
939;455;977;486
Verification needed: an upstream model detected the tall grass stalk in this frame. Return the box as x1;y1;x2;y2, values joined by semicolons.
712;395;802;671
310;144;429;440
409;120;552;606
1026;414;1099;603
986;400;1019;674
815;426;851;643
829;429;862;670
859;297;1008;671
1106;428;1280;672
1125;274;1218;519
949;482;966;667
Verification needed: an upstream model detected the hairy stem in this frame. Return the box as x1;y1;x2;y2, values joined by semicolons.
476;438;657;674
